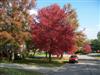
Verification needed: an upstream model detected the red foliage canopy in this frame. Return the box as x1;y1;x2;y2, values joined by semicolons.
83;44;92;54
31;4;77;55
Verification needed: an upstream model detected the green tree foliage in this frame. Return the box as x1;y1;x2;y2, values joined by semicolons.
97;31;100;41
91;39;100;52
91;31;100;52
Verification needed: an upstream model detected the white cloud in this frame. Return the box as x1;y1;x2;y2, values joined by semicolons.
84;26;100;39
78;26;100;39
97;24;100;29
28;9;38;16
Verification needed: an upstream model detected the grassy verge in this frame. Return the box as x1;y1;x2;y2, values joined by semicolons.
0;53;69;67
95;56;100;59
0;67;43;75
89;54;100;59
0;56;69;67
13;57;68;67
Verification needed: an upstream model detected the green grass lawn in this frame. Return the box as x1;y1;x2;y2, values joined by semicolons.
95;56;100;59
13;57;68;67
89;53;100;59
0;57;68;67
0;67;43;75
0;53;69;67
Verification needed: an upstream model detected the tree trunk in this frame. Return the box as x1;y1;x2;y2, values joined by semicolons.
0;51;3;60
48;52;52;62
57;54;59;58
11;51;15;61
7;51;11;61
45;51;48;58
60;53;63;59
33;49;36;57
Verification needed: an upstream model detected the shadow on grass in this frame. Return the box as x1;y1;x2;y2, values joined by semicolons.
90;55;100;57
13;57;68;67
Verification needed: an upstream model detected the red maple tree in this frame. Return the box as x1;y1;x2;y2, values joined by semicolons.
83;43;92;54
31;4;77;62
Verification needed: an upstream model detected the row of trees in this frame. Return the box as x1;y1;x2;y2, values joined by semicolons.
91;32;100;52
0;0;92;62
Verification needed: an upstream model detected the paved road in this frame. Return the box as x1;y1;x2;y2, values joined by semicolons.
46;63;100;75
0;55;100;75
45;59;100;75
45;54;100;75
